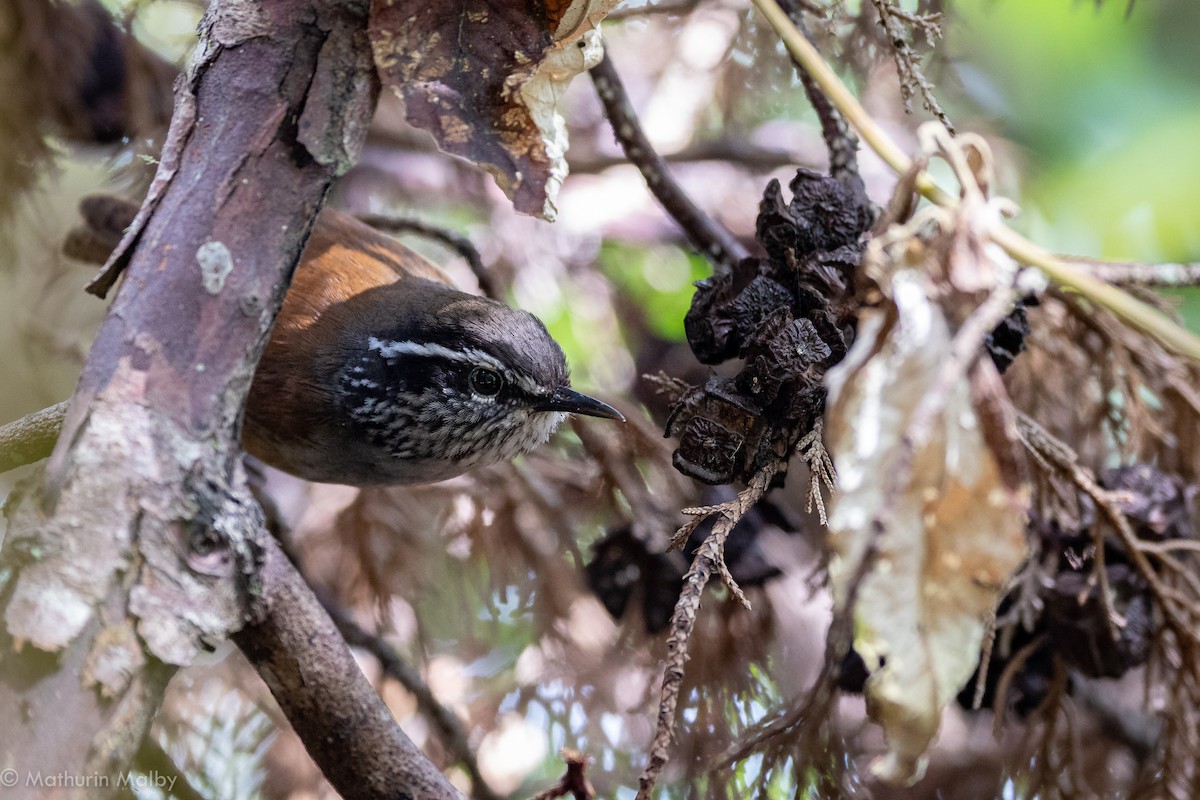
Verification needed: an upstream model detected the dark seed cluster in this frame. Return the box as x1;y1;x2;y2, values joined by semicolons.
665;170;871;486
586;493;789;634
967;464;1190;713
836;465;1192;713
985;295;1036;374
969;465;1185;714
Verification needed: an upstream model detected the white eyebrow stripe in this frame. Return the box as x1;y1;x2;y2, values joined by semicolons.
367;337;546;396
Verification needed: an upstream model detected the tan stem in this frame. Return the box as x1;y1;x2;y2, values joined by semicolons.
0;401;67;474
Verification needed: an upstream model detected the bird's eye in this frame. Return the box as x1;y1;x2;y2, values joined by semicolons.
468;367;503;397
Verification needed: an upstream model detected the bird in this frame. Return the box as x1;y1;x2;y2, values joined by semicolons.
67;197;625;486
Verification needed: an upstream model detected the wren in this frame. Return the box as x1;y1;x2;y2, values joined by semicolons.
66;197;623;485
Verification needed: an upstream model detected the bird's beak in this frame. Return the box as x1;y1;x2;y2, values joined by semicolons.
536;386;625;422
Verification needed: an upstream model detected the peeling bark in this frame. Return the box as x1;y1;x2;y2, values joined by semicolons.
0;0;386;795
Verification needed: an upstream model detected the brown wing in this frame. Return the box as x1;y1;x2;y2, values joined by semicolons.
274;208;456;338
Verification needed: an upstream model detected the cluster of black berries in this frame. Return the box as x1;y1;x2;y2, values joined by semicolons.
665;170;871;486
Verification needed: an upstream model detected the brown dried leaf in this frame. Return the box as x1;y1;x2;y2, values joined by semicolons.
824;269;1027;785
369;1;618;219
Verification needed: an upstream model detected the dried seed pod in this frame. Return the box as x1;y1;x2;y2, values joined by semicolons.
685;271;794;365
667;170;871;486
1102;463;1194;542
985;296;1035;373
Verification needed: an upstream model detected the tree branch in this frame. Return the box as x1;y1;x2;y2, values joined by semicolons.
330;606;498;800
234;538;463;800
0;0;389;793
590;45;750;273
0;401;66;474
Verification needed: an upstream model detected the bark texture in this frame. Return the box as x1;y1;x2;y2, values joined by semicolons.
0;2;450;798
234;539;463;799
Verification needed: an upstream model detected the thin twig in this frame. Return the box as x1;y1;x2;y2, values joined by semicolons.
368;128;812;175
636;464;776;800
868;0;953;131
571;414;681;523
357;214;498;300
972;614;998;711
750;0;1200;363
590;45;750;274
1088;495;1126;636
714;674;837;769
0;401;67;474
637;533;719;799
1137;540;1200;555
1027;656;1069;793
330;606;502;800
1061;258;1200;288
607;0;705;20
776;0;862;183
568;138;810;174
991;634;1046;734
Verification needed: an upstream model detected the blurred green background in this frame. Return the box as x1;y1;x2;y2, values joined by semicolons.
951;0;1200;264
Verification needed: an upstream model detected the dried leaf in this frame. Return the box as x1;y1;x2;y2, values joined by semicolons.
824;269;1027;785
369;1;618;219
